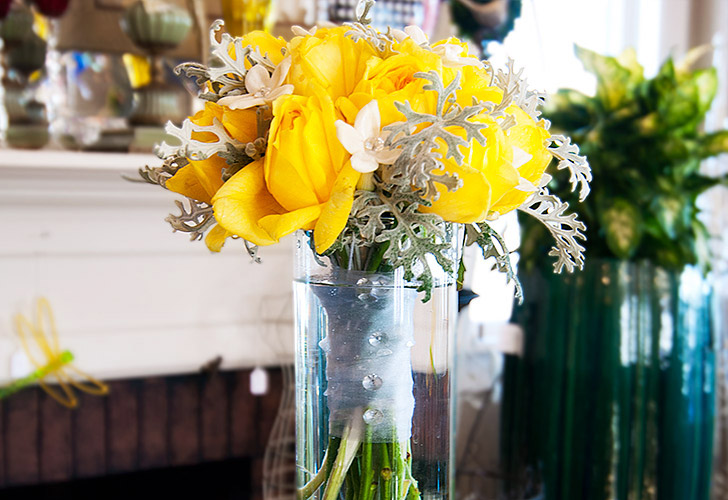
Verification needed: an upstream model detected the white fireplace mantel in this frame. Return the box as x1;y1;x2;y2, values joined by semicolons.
0;149;294;385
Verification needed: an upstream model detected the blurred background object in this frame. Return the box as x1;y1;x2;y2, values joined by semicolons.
221;0;276;36
450;0;521;56
32;0;71;147
0;2;49;149
120;0;192;151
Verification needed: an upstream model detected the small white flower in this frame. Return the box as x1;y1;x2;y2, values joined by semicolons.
433;43;482;68
292;25;316;36
217;57;294;110
335;100;400;173
391;25;429;45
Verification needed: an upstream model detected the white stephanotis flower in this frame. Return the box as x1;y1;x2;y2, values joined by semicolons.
292;25;317;36
433;42;482;68
391;25;429;45
217;57;294;110
291;20;338;37
335;100;400;173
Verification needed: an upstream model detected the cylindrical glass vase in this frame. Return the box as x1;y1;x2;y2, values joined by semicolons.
500;259;715;500
294;227;460;500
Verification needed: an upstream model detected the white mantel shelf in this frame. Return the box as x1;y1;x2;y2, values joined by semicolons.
0;148;159;172
0;148;294;385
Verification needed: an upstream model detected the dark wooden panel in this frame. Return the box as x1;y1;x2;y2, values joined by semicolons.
200;374;228;462
230;371;257;457
251;457;265;500
139;377;169;470
257;368;284;450
39;392;74;483
73;391;107;478
168;376;200;466
106;380;139;474
4;389;40;486
0;400;5;488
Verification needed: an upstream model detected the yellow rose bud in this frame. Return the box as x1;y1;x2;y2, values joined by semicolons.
287;26;378;100
211;90;361;253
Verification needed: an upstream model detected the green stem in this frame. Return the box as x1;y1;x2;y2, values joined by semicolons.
359;428;376;500
403;441;420;500
298;440;339;500
323;417;363;500
379;444;393;500
365;241;390;273
393;441;407;500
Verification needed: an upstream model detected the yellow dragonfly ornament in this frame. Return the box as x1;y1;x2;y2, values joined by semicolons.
0;298;109;408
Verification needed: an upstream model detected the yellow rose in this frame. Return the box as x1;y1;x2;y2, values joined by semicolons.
228;30;287;67
349;42;442;125
287;26;378;100
212;90;361;253
420;102;552;222
420;114;515;222
490;105;552;215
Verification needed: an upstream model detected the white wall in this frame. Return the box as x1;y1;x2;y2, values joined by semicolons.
0;150;295;385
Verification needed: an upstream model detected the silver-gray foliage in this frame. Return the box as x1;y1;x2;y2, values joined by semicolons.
518;188;587;273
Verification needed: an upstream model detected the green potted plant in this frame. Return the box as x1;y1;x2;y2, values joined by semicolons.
501;46;728;500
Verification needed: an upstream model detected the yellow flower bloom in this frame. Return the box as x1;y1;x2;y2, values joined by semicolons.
287;26;378;100
351;42;441;125
228;30;287;67
420;101;552;222
211;90;360;253
490;106;552;215
420;114;514;222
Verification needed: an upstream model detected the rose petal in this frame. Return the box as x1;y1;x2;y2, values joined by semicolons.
350;151;379;173
355;100;380;140
335;120;364;155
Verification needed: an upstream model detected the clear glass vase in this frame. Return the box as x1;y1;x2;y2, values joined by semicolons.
294;226;461;500
499;259;715;500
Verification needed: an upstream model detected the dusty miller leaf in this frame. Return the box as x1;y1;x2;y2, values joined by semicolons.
156;117;242;161
165;199;215;241
548;134;592;201
383;71;486;200
518;188;587;273
465;223;523;303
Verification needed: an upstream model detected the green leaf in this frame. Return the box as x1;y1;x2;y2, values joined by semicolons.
650;195;686;239
543;89;593;130
699;130;728;157
683;173;727;195
690;68;718;115
457;257;465;291
616;47;645;85
575;45;633;110
601;199;643;259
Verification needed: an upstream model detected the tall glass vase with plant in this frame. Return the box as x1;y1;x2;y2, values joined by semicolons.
506;46;728;500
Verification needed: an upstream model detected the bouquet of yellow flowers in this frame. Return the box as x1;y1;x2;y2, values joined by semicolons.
136;2;590;498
